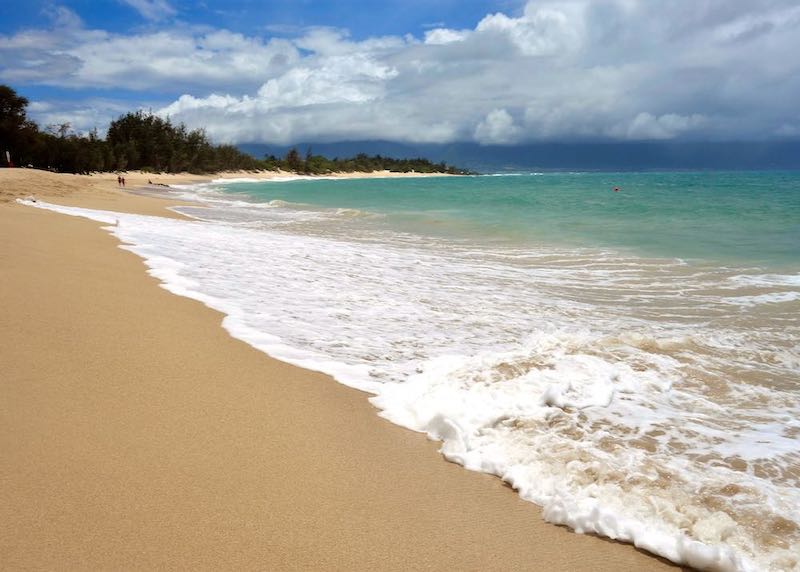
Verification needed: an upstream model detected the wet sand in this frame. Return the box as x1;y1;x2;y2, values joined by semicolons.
0;169;680;570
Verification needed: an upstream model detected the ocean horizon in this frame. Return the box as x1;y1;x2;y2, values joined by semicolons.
238;141;800;174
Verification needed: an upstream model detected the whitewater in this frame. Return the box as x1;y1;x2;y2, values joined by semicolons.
19;174;800;571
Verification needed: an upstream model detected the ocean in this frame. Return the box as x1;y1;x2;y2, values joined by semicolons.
26;171;800;571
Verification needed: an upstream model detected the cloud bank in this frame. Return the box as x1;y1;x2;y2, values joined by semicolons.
2;1;800;144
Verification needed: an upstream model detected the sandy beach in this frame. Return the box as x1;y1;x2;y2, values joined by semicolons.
0;169;680;570
0;168;453;205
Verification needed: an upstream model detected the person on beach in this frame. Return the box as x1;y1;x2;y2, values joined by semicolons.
117;175;122;187
121;177;126;187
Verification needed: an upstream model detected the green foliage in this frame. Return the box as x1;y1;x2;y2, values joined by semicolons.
0;85;258;174
104;110;260;173
0;85;39;166
285;147;303;172
0;84;470;175
269;148;472;175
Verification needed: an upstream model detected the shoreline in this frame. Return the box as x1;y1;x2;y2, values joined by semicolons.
0;169;679;570
0;168;457;213
0;167;455;203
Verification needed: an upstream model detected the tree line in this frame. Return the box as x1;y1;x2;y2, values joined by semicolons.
1;85;469;175
264;147;470;175
0;85;260;174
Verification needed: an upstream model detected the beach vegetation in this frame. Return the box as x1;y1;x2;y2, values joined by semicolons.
0;84;469;175
271;149;471;175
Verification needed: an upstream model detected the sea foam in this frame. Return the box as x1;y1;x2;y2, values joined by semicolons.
20;199;800;572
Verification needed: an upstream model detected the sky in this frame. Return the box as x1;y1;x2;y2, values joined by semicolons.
1;0;799;145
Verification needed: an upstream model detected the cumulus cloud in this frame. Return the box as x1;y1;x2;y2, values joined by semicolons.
3;1;800;143
475;1;585;56
474;109;521;144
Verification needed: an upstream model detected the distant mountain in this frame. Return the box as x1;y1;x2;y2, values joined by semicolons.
238;141;800;172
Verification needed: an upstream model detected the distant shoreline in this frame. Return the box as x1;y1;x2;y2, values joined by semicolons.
0;167;455;204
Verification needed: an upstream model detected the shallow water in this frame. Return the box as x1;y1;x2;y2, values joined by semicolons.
24;171;800;571
196;171;800;267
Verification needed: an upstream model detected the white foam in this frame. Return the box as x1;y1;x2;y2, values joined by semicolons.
723;291;800;306
729;273;800;287
211;175;342;184
483;172;546;176
210;177;264;183
21;198;800;572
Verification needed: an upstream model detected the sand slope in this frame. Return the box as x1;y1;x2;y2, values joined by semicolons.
0;174;680;570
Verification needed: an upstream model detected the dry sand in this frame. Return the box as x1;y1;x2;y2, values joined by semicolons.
0;169;681;570
0;167;452;205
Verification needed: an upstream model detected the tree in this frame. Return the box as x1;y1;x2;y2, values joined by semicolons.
104;110;259;173
0;85;29;133
45;122;72;138
285;147;302;171
0;85;37;165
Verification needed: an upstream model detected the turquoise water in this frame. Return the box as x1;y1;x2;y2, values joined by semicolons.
220;171;800;268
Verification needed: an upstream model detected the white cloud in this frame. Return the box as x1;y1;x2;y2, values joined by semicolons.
474;109;521;144
120;0;176;21
256;55;397;106
26;98;134;136
618;112;707;140
159;50;398;120
0;23;300;91
424;28;469;45
3;0;800;143
476;1;585;56
26;101;53;113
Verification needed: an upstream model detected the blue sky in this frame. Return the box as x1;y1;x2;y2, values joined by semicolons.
1;1;513;101
1;1;514;41
2;1;799;144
